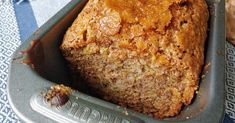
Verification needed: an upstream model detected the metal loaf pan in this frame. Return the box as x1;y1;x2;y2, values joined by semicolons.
7;0;225;122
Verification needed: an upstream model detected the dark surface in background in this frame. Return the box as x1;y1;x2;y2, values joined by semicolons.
224;114;234;123
13;0;37;41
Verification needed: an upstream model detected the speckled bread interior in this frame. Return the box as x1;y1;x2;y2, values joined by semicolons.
60;0;209;118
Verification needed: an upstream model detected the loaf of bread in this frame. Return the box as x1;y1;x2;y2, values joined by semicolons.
60;0;209;118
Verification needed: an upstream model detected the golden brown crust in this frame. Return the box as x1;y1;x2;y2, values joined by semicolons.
226;0;235;45
61;0;209;118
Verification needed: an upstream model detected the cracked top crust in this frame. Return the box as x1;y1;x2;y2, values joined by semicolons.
62;0;208;78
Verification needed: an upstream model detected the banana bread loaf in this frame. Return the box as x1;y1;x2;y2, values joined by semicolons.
60;0;209;118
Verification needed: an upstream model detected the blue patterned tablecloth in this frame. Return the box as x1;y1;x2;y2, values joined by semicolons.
0;2;21;123
0;0;234;123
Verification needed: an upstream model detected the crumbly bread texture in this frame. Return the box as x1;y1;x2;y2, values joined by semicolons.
60;0;209;118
